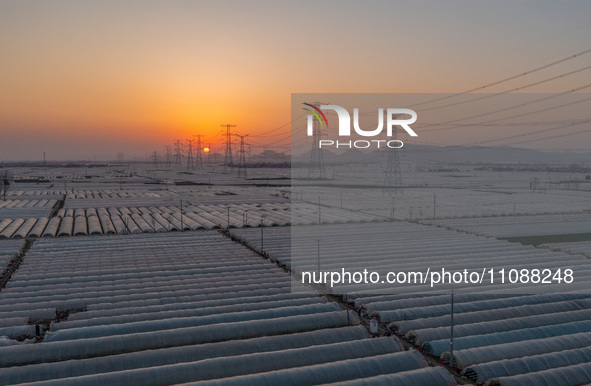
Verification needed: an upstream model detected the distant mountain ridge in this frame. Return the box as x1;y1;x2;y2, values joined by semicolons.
291;144;591;166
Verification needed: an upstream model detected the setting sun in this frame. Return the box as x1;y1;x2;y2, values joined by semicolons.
203;147;210;153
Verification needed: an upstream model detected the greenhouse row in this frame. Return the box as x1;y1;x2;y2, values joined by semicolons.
231;222;591;385
424;213;591;238
0;199;57;209
230;222;589;293
0;203;383;239
0;239;24;273
544;241;591;259
0;231;457;385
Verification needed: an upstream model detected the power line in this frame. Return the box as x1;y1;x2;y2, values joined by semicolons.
420;94;591;129
399;119;591;154
411;47;591;108
509;124;591;146
422;81;591;133
249;113;306;137
417;63;591;113
469;119;591;146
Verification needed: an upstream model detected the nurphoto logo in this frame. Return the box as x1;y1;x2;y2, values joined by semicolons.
303;103;418;149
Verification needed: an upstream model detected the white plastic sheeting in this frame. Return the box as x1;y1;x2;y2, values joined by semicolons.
488;362;591;386
230;222;591;291
326;367;456;386
87;216;102;235
12;217;37;238
69;293;319;321
228;222;591;385
0;325;36;339
390;300;591;336
0;239;23;273
73;215;88;236
182;351;428;386
449;331;591;369
0;326;371;385
45;303;342;342
28;217;49;238
425;213;591;238
3;337;402;386
544;241;591;258
42;217;61;237
0;317;27;328
376;293;585;323
464;346;591;384
0;218;24;239
408;308;591;346
0;312;356;368
54;297;326;329
0;199;54;220
423;320;591;357
57;216;73;237
99;215;115;234
0;219;12;234
129;214;153;233
0;202;385;238
0;308;56;322
1;231;421;386
120;214;141;234
110;214;128;234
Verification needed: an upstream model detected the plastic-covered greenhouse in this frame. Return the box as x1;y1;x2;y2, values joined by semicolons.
0;230;454;385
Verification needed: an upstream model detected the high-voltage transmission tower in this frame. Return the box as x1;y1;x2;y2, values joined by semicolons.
308;102;327;179
151;151;159;168
384;114;403;196
194;134;203;168
165;146;172;168
221;124;236;171
235;134;249;177
1;170;11;201
185;139;194;170
174;140;183;169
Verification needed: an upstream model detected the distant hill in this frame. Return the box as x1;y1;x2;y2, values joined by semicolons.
292;144;591;166
249;150;289;165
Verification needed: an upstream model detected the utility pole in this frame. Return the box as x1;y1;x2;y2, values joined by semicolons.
221;124;236;171
260;219;264;253
180;200;184;231
235;133;249;178
450;290;455;368
317;239;321;273
392;196;395;220
433;193;436;219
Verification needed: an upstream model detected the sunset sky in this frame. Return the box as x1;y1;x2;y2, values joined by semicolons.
1;0;591;160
